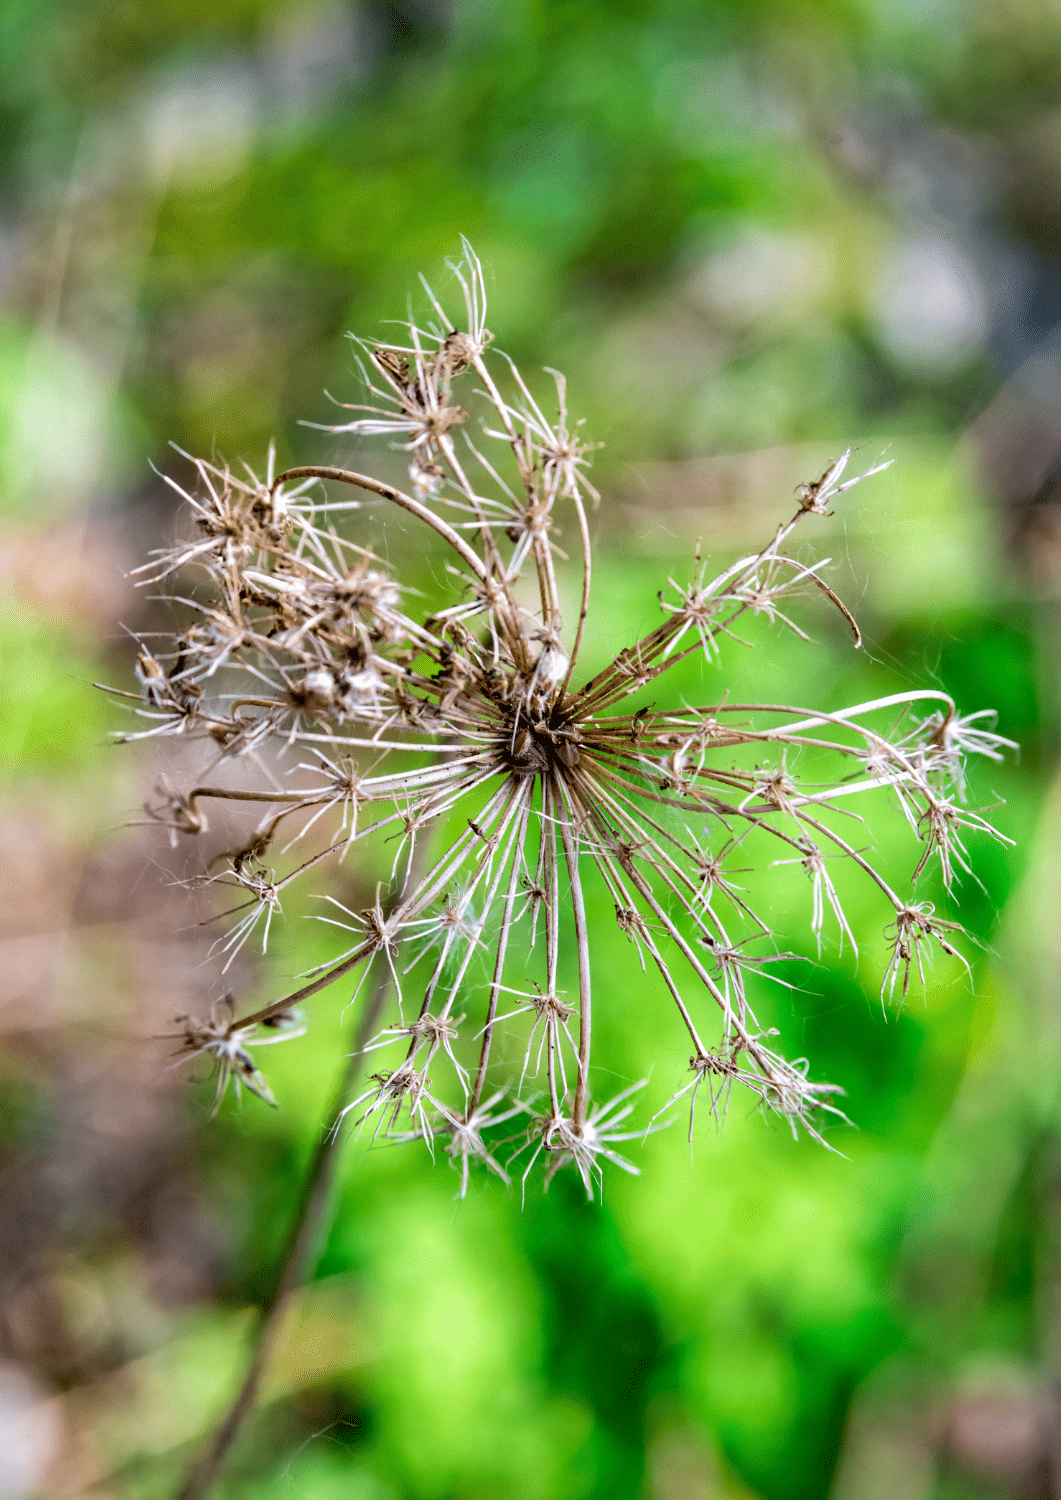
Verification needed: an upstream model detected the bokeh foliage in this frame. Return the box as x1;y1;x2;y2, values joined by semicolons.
1;2;1060;1498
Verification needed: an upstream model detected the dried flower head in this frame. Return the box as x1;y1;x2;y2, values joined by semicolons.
109;242;1014;1197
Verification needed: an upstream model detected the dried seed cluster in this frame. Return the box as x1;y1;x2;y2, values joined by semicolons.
110;245;1012;1197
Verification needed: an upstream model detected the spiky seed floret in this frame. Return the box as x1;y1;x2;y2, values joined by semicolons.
109;243;1014;1197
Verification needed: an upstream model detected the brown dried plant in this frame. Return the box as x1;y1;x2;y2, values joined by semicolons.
107;243;1013;1201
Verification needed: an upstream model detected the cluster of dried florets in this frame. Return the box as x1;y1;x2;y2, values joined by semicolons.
108;245;1013;1198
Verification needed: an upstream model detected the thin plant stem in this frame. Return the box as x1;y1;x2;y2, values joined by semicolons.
172;956;399;1500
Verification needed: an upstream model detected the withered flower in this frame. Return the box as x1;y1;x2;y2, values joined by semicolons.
109;244;1013;1197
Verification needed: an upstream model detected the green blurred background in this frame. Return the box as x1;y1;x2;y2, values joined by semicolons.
3;2;1061;1496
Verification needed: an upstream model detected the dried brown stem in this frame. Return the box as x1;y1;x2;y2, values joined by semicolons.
271;465;490;583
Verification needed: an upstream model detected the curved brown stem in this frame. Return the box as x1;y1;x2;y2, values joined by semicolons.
272;465;489;584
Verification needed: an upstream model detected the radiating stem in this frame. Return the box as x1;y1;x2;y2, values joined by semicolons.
469;796;531;1112
559;490;592;697
558;791;592;1128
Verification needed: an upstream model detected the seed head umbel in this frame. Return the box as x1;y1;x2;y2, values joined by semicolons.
107;242;1015;1197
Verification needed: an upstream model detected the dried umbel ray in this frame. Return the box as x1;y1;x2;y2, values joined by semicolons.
109;244;1013;1198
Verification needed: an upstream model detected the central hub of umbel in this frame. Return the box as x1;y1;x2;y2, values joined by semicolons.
501;714;584;775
